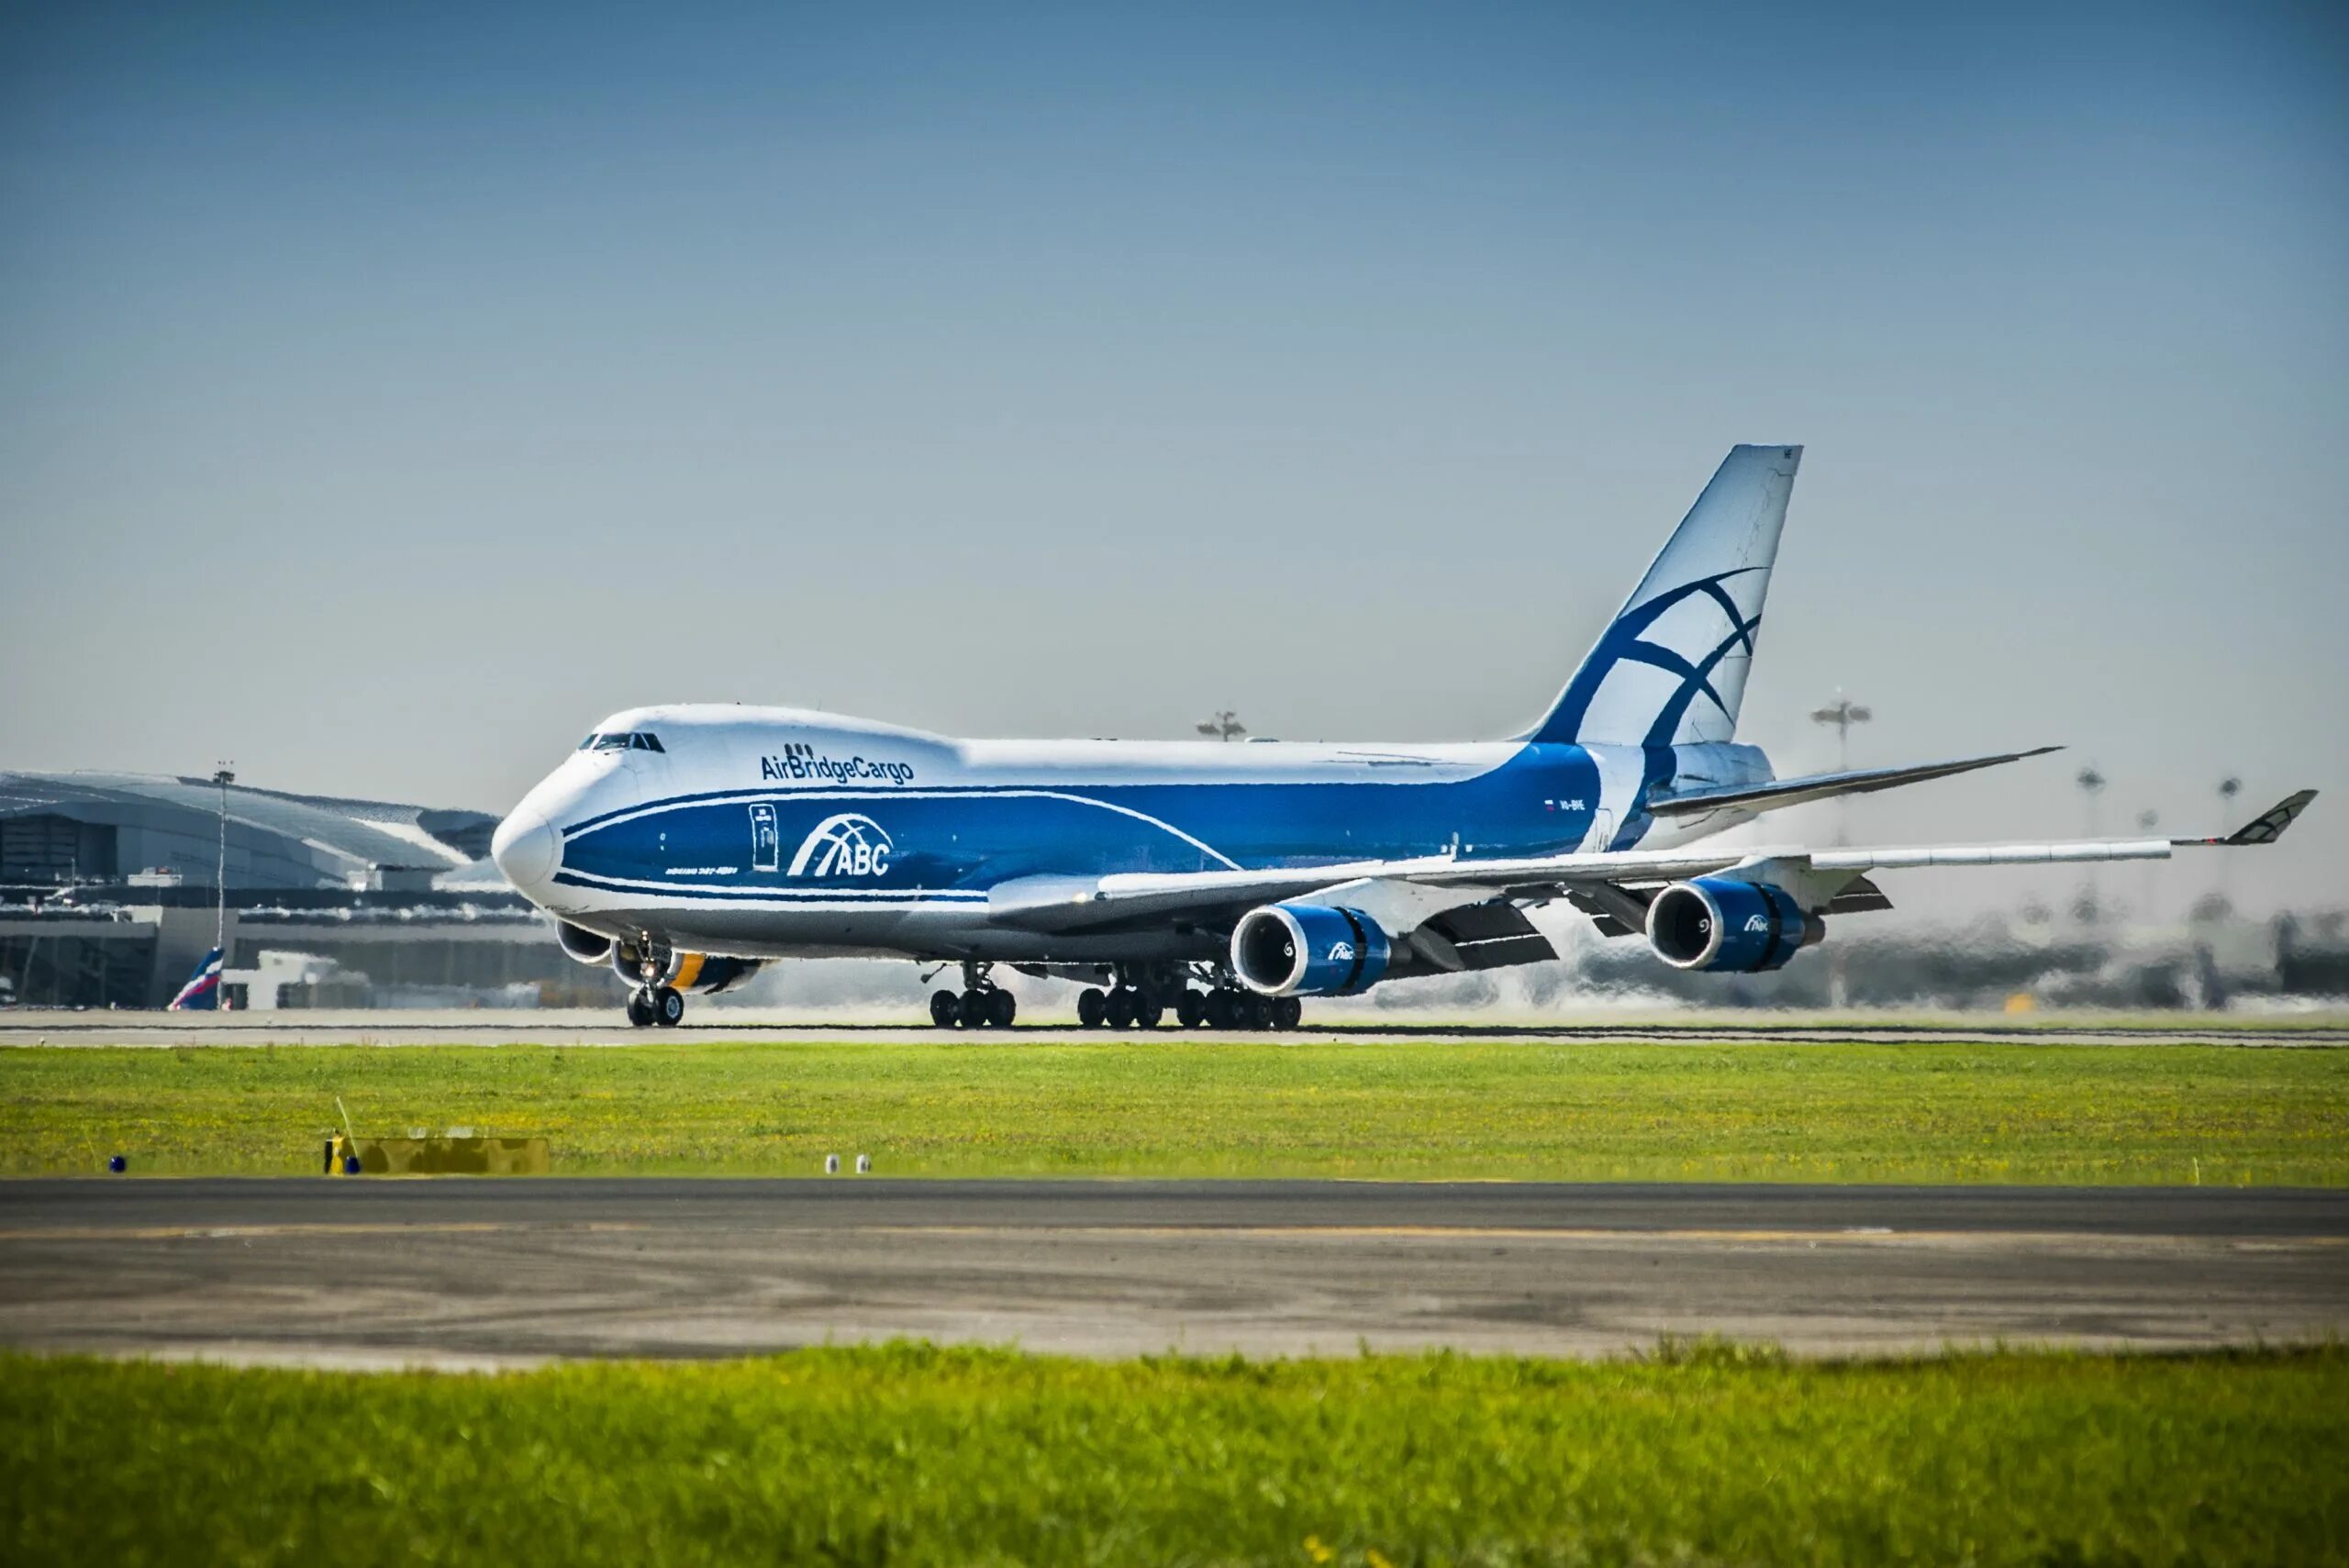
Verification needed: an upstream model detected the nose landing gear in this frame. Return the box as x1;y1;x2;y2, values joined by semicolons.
627;985;685;1029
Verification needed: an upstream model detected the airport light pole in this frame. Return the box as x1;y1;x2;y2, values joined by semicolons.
1196;710;1246;742
1809;695;1870;845
2075;766;2106;836
2074;766;2106;925
1809;694;1872;1005
2215;776;2242;911
2136;809;2161;921
211;764;234;958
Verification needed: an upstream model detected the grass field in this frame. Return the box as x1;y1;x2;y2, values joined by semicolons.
3;1038;2344;1182
4;1345;2343;1566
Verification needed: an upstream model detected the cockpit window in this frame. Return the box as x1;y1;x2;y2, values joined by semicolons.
632;733;665;752
581;732;665;753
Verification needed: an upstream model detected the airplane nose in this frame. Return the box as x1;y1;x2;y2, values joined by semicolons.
490;806;560;891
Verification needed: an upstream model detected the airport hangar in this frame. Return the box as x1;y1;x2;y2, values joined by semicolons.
0;771;613;1010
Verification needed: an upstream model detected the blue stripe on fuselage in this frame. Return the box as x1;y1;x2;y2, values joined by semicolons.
558;744;1605;895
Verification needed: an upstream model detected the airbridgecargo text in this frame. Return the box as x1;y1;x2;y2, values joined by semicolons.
759;754;917;785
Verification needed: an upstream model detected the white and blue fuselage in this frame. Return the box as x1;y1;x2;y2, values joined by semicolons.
494;705;1772;962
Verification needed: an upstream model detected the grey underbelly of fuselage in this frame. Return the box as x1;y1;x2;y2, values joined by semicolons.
599;904;1218;964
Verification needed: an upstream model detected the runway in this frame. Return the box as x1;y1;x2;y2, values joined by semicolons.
7;1009;2345;1048
3;1179;2343;1366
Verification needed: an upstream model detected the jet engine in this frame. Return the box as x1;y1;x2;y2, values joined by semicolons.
1231;902;1392;996
610;941;763;995
1645;876;1823;973
554;920;615;965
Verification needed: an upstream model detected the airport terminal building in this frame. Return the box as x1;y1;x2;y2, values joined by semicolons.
0;771;607;1009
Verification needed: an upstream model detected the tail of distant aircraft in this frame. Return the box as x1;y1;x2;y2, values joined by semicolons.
1528;443;1801;748
167;946;223;1011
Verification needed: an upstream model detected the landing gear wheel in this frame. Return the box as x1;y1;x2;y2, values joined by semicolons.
1134;994;1163;1029
653;986;685;1028
1273;996;1303;1031
1176;989;1206;1029
1104;988;1137;1029
1205;989;1238;1029
989;988;1017;1029
1239;992;1269;1030
626;988;656;1029
930;989;960;1029
958;988;992;1029
1076;987;1108;1029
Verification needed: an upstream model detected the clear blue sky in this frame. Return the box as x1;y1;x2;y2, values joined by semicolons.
4;2;2343;910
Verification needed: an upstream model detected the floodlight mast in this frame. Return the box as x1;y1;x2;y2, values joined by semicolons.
211;763;234;959
2074;764;2109;923
1195;710;1246;742
2215;776;2243;907
1808;694;1871;845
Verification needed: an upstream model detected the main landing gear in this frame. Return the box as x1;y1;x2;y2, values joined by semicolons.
930;962;1017;1029
627;985;685;1029
1187;986;1300;1032
1074;965;1304;1031
1076;982;1163;1029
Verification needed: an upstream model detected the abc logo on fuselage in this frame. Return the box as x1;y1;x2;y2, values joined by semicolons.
786;813;893;878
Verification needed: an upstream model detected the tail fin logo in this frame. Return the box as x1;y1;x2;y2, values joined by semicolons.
1552;570;1765;747
168;947;224;1010
786;813;894;878
1531;444;1799;748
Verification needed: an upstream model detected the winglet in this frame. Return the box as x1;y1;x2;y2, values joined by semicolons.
2173;789;2319;848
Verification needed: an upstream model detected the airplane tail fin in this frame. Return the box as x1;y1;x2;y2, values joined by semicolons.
166;946;223;1011
1529;444;1801;747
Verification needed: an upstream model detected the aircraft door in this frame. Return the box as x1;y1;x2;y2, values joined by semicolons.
749;804;780;873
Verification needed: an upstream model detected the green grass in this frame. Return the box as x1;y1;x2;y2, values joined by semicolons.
3;1345;2343;1566
3;1038;2345;1183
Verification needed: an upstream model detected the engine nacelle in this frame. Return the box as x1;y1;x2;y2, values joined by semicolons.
610;941;763;995
554;920;615;966
1646;877;1822;973
1231;903;1392;996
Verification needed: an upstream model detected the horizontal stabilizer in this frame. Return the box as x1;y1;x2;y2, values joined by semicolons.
1647;747;2062;820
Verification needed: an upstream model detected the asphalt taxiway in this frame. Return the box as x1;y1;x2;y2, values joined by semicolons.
3;1179;2342;1366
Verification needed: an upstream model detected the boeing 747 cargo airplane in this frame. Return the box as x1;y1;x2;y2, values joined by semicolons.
491;445;2315;1028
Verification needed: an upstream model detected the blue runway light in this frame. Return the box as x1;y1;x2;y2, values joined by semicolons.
344;1155;363;1175
107;1154;127;1173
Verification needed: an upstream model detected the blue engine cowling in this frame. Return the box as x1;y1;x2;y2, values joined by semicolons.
1645;877;1821;973
1230;903;1393;996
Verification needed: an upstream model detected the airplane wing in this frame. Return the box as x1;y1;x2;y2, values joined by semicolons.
1645;746;2063;820
989;789;2319;938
